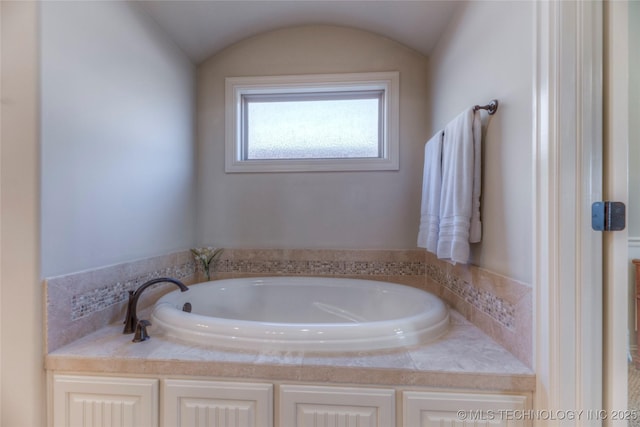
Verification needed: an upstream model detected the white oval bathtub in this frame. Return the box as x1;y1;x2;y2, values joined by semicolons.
151;277;449;352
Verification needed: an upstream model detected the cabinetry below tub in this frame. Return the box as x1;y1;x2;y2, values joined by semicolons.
163;379;272;427
403;390;529;427
280;384;395;427
51;375;159;427
50;374;531;427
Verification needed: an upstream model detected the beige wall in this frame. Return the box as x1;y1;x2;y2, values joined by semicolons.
40;1;197;277
0;5;537;425
1;2;43;426
197;25;431;250
427;1;534;283
2;2;198;424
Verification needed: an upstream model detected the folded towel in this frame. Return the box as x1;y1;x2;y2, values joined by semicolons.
469;110;482;243
417;131;444;253
437;108;482;263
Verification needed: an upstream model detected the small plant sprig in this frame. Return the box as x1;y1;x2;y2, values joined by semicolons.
190;247;224;281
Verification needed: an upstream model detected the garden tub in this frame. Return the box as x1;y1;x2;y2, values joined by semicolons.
151;276;449;352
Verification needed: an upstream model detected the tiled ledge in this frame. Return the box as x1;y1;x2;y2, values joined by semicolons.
421;252;532;369
46;311;534;393
44;251;198;353
44;247;532;369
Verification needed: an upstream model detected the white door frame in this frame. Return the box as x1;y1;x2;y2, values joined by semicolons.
603;0;629;423
0;2;3;423
534;1;607;425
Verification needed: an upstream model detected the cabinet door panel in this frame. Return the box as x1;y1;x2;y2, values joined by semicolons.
279;385;395;427
178;397;253;426
403;391;529;427
297;403;378;426
163;379;272;427
53;375;158;427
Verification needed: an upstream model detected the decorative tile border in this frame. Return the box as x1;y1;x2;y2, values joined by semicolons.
70;261;196;320
425;264;515;330
215;258;426;277
422;252;532;368
214;249;517;332
45;247;532;368
45;250;198;352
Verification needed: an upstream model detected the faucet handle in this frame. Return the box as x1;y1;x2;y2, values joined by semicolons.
132;319;152;343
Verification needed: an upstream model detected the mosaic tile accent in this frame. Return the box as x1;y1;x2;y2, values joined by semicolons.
46;248;530;366
425;264;516;330
65;250;511;326
70;261;196;320
58;249;425;324
215;259;426;276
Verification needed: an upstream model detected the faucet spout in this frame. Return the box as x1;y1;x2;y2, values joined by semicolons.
123;277;189;334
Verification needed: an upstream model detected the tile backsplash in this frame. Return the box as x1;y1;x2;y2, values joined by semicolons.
44;248;532;368
213;248;426;278
69;261;196;321
45;251;198;353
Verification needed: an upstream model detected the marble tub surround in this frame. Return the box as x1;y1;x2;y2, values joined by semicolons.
45;310;534;392
45;250;198;353
44;248;425;355
44;247;532;369
423;251;533;368
213;248;532;368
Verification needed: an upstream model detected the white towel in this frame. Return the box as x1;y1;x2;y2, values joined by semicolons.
417;131;444;253
469;110;482;243
436;108;482;263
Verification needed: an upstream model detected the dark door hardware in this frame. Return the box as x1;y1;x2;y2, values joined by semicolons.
592;201;626;231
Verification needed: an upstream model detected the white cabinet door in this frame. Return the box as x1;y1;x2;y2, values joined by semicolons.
403;391;529;427
52;374;158;427
279;384;395;427
163;379;273;427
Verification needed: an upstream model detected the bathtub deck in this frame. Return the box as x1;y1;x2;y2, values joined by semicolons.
45;310;534;392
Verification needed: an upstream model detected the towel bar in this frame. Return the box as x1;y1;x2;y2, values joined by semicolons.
473;99;499;115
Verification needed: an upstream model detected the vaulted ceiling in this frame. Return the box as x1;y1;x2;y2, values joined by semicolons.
136;1;462;64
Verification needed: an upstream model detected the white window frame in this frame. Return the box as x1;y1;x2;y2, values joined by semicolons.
225;72;399;173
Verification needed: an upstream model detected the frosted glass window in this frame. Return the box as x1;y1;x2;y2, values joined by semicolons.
243;93;382;160
225;72;399;172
